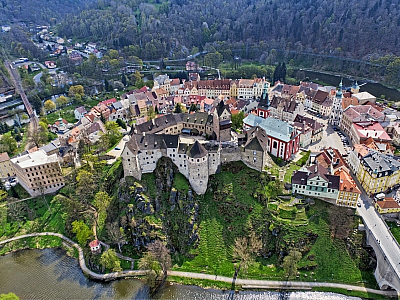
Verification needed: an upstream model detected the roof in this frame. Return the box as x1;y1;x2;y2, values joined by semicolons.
99;98;117;106
243;115;297;142
40;142;59;154
126;134;179;154
315;147;348;171
376;198;400;210
312;90;329;104
334;169;361;194
343;105;384;122
0;152;10;163
342;97;359;110
154;75;170;85
353;91;376;101
75;106;87;114
89;240;101;247
11;149;59;168
353;122;391;141
244;126;269;152
361;151;400;174
213;100;230;117
188;140;208;158
293;114;323;132
112;101;123;110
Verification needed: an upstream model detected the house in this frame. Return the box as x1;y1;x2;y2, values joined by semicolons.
353;91;376;104
74;106;87;120
340;105;384;136
292;163;340;201
49;118;72;134
0;152;15;180
334;168;361;208
313;147;349;174
109;101;128;122
39;140;60;156
243;115;300;161
357;151;400;195
375;197;400;214
11;149;64;197
350;121;391;145
44;61;56;69
89;240;101;254
170;78;181;94
293;114;323;146
153;75;171;94
91;103;111;121
268;96;305;122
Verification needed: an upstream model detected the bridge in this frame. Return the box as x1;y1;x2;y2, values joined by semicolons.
357;192;400;295
4;60;38;131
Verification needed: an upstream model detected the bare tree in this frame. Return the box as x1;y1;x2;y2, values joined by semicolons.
106;221;126;253
328;205;353;239
138;240;171;295
231;232;262;288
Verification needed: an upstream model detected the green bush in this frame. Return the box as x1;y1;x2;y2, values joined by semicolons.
296;151;311;166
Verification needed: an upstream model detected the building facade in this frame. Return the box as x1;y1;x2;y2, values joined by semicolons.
0;152;15;180
11;150;65;197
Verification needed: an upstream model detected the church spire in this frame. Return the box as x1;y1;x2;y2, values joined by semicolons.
336;79;343;99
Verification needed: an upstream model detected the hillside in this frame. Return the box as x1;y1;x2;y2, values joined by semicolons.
55;0;400;59
0;0;95;24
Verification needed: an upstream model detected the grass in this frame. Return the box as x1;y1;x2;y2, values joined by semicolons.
284;164;301;183
387;221;400;244
171;162;377;288
172;173;190;192
46;108;76;124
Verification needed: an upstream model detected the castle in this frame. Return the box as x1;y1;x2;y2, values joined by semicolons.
122;101;298;194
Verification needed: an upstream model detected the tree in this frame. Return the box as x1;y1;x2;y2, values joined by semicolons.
116;119;127;130
231;111;245;130
7;197;28;229
0;293;19;300
102;121;123;147
44;100;56;112
282;250;302;279
68;85;85;98
0;135;17;155
93;191;111;231
174;103;182;113
147;106;156;120
231;232;262;287
55;95;68;108
76;169;95;202
21;113;29;121
100;249;122;272
106;222;126;253
155;106;159;115
329;205;353;239
121;73;127;86
71;220;92;245
139;240;171;293
189;103;198;113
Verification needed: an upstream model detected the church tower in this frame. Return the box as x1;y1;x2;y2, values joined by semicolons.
330;80;344;126
351;81;360;94
256;82;270;119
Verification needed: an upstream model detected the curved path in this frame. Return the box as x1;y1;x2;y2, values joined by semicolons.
0;232;398;297
0;232;146;280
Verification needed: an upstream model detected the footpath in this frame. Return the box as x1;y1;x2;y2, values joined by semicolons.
0;232;398;297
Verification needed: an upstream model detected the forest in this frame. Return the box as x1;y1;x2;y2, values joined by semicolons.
52;0;400;61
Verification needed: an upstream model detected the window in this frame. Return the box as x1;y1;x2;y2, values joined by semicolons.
273;141;278;148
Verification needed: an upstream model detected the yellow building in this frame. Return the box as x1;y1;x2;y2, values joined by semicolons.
375;197;400;214
357;151;400;195
0;152;15;179
334;169;361;208
230;80;238;98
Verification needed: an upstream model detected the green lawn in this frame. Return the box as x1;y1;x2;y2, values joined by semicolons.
172;173;190;192
284;164;301;183
46;108;77;124
387;221;400;244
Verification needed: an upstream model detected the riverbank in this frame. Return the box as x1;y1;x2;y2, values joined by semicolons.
0;233;398;299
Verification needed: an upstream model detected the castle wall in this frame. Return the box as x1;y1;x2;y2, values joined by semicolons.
241;148;265;172
137;149;164;174
208;150;220;175
221;148;242;164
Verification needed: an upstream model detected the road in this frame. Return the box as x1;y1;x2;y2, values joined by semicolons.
356;184;400;287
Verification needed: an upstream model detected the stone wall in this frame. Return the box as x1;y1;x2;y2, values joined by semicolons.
220;148;242;164
122;148;142;180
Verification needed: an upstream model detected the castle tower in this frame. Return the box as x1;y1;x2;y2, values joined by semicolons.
212;100;232;141
187;140;209;194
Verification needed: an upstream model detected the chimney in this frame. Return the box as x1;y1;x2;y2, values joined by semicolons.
143;132;146;137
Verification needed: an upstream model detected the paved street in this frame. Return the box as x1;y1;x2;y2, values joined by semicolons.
302;111;347;154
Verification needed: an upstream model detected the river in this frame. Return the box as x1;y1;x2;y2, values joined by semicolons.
0;248;362;300
302;70;400;101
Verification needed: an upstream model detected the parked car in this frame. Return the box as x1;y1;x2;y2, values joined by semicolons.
114;147;121;150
